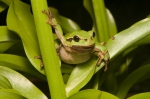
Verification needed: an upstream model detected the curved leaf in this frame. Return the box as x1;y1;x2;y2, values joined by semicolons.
0;54;45;79
116;63;150;99
106;9;117;36
65;56;104;97
0;75;12;89
0;26;19;41
68;89;119;99
0;26;20;52
106;18;150;60
65;57;96;97
0;1;8;12
96;17;150;90
132;18;150;46
0;41;19;52
0;89;26;99
127;92;150;99
0;66;48;99
4;42;25;56
1;0;15;6
50;7;81;33
0;0;16;12
7;0;44;74
61;63;74;74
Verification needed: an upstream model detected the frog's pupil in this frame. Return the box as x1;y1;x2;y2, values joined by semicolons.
73;35;80;42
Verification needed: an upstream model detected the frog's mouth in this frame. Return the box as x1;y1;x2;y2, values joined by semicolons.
71;44;95;53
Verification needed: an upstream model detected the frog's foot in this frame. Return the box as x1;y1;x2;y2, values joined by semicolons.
42;8;69;47
96;51;109;71
42;9;53;21
34;55;42;59
42;9;57;27
34;56;44;68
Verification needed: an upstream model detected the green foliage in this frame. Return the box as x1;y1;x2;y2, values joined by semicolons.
68;89;119;99
65;56;103;97
0;66;47;99
0;0;150;99
127;92;150;99
7;0;43;74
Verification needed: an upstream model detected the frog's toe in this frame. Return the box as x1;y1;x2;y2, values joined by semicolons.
34;55;42;59
34;56;44;69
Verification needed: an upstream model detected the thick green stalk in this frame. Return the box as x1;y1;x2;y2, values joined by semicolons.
92;0;109;42
30;0;66;99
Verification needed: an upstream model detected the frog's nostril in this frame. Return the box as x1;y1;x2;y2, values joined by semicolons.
84;39;88;41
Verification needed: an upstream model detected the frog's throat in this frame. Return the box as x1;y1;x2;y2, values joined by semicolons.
70;44;95;53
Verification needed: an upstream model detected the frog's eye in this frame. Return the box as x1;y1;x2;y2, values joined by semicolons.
92;32;95;38
73;35;80;42
90;32;95;39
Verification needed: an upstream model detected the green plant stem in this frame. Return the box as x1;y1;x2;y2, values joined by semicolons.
92;0;109;42
30;0;66;99
92;71;101;89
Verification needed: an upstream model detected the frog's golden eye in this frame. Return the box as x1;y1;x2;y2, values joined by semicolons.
73;35;80;42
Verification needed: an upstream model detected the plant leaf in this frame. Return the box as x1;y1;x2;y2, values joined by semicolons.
0;66;48;99
116;63;150;99
0;0;16;12
0;75;12;89
65;56;104;97
68;89;119;99
0;26;20;52
50;7;81;33
7;0;44;74
132;18;150;46
0;89;26;99
0;26;19;41
127;92;150;99
0;1;8;12
106;18;150;60
0;41;19;52
0;54;45;79
1;0;16;6
61;63;74;74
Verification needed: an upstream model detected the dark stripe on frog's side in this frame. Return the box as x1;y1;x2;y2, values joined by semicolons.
70;44;95;53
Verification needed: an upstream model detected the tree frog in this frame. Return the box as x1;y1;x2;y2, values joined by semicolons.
42;9;109;71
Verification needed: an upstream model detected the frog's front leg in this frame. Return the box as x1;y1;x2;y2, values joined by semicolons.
94;43;109;71
42;9;70;47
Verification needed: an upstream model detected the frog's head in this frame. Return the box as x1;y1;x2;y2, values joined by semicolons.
65;30;95;47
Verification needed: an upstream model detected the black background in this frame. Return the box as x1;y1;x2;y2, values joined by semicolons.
1;0;150;32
